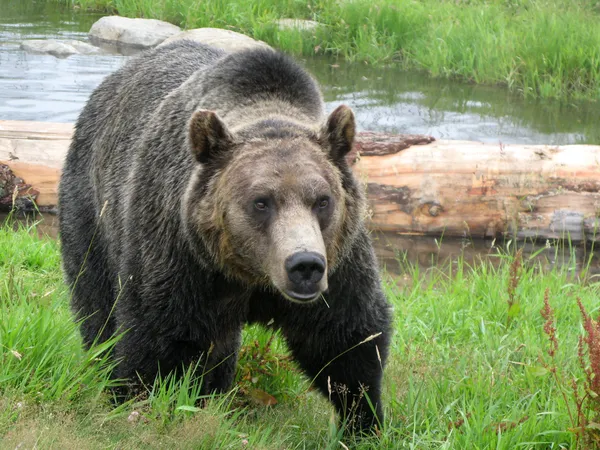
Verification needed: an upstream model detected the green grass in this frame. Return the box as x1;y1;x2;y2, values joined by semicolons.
48;0;600;101
1;216;599;448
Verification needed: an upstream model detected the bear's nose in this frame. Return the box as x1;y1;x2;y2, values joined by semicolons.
285;251;326;299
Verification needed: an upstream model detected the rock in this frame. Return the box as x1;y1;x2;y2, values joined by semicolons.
274;19;321;32
20;39;103;58
89;16;181;49
64;40;102;55
87;41;143;57
20;40;76;58
159;28;271;52
20;40;78;58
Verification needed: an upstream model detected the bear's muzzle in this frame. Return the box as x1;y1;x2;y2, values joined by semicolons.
284;251;326;301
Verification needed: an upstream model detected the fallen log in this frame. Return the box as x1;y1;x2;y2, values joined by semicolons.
0;121;69;211
354;140;600;242
1;120;599;242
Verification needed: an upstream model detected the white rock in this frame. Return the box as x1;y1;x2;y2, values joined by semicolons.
274;19;321;32
20;39;103;58
89;16;181;48
20;40;78;58
159;28;271;52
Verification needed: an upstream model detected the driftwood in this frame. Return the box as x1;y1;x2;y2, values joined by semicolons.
1;120;600;242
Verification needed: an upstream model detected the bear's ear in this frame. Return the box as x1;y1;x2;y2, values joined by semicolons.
189;110;234;164
322;105;356;162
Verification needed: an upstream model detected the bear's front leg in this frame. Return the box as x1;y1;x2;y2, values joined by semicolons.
111;313;229;398
280;239;392;433
286;324;389;432
200;327;242;394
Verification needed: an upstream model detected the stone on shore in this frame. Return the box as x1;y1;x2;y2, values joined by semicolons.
89;16;181;49
159;28;271;52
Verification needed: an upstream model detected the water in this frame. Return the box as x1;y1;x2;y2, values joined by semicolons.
0;0;122;122
1;0;599;144
1;0;599;278
309;61;600;145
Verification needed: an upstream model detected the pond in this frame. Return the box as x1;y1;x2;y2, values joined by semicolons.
1;0;599;279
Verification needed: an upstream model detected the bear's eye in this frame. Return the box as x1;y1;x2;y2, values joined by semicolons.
317;197;329;209
254;199;269;211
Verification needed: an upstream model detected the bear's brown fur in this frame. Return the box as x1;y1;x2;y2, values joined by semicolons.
59;41;392;432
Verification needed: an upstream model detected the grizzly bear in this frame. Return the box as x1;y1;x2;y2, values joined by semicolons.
59;40;392;432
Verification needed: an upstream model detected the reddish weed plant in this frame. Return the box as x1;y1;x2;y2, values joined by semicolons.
541;288;600;448
507;248;523;326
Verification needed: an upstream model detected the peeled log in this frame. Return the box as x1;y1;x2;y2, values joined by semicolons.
353;140;600;242
1;120;599;242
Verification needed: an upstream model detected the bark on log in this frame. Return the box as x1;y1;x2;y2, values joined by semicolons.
1;120;600;242
0;163;39;210
353;140;600;242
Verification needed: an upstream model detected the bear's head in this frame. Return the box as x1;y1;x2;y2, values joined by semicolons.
183;105;365;303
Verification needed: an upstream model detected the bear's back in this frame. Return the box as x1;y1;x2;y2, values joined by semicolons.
190;46;324;124
63;41;225;210
60;41;226;276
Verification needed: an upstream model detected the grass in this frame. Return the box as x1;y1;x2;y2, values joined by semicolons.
45;0;600;101
1;216;600;448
